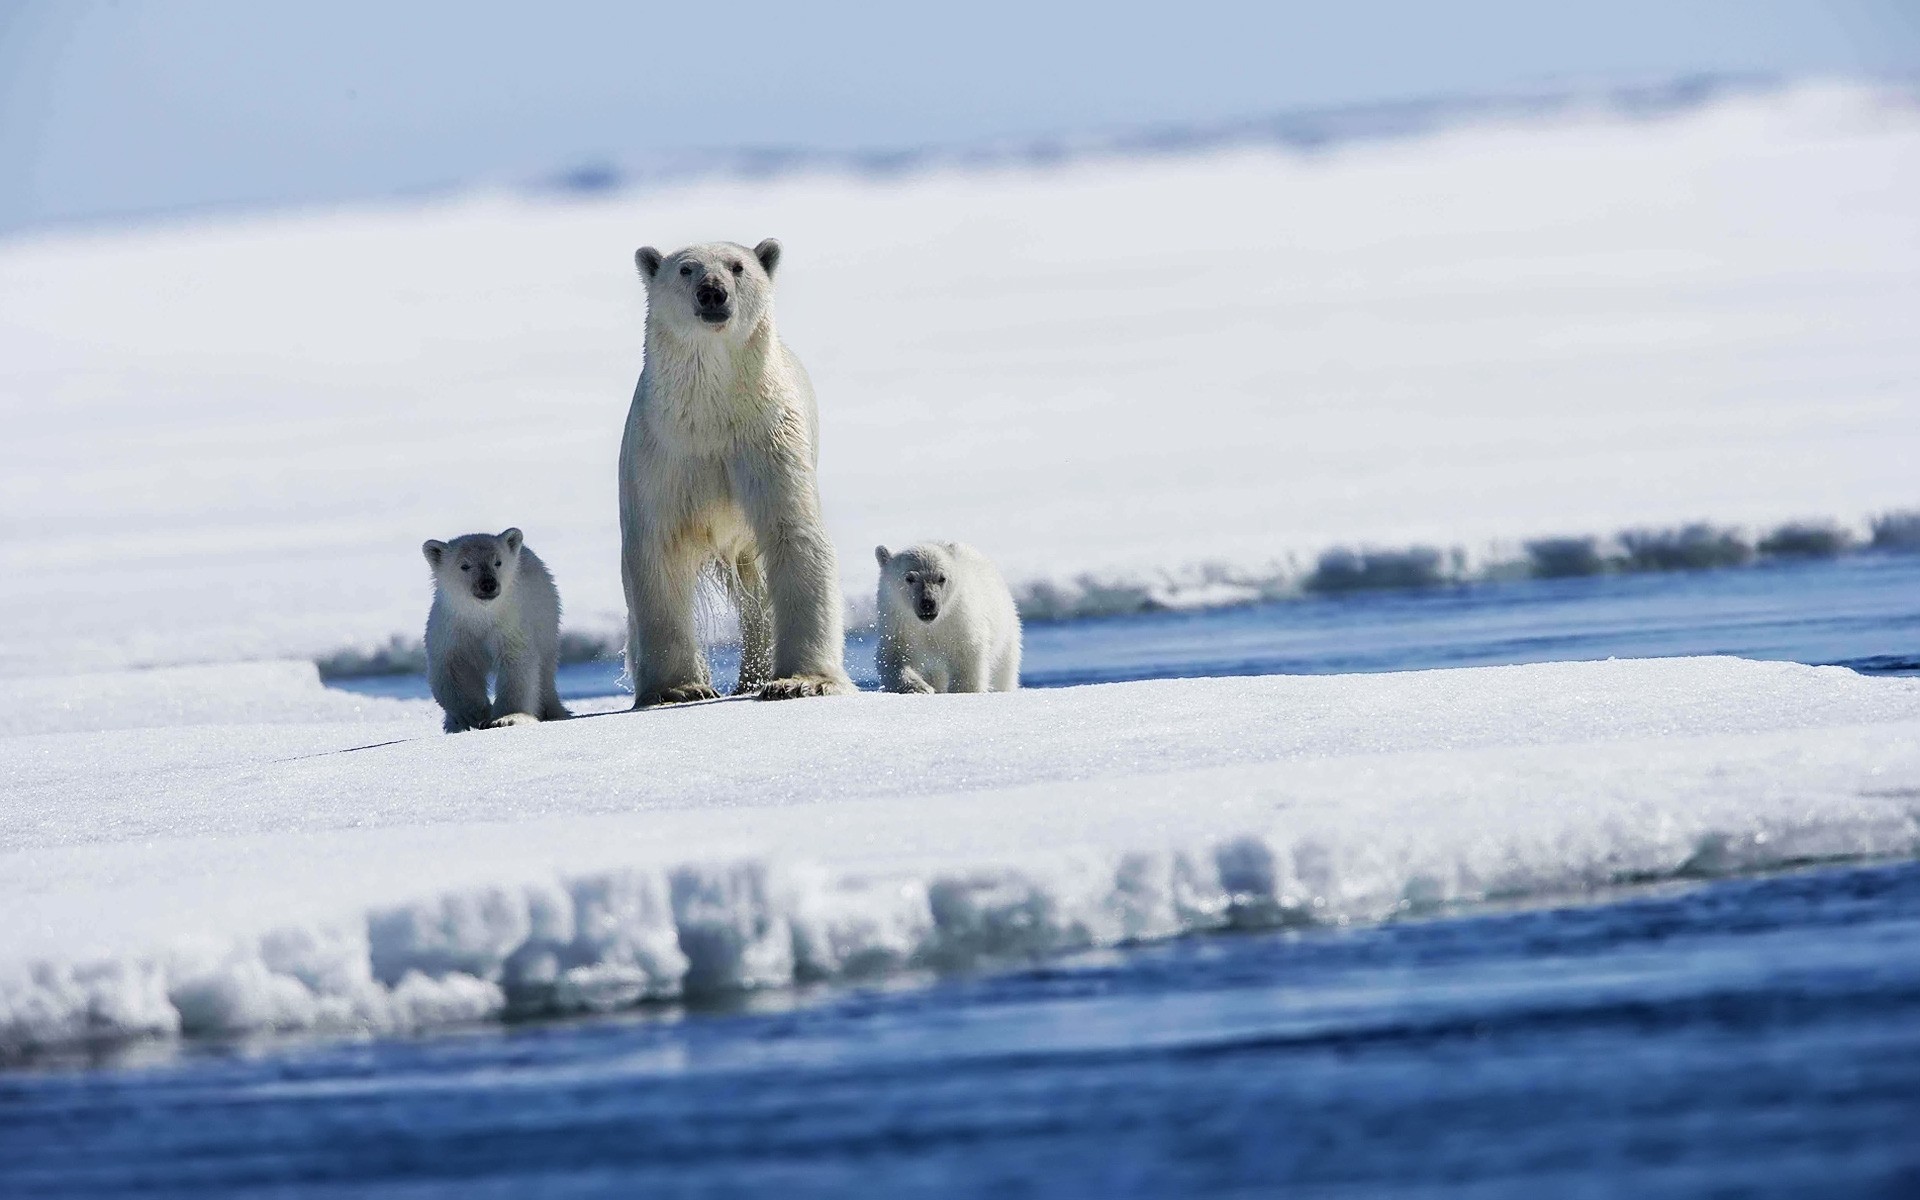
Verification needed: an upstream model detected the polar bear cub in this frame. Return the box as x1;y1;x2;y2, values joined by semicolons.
422;528;570;733
874;542;1022;693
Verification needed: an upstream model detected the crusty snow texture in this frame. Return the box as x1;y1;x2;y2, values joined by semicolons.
1;84;1917;675
3;656;1918;1055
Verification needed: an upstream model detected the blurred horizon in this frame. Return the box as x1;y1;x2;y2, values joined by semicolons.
3;0;1917;236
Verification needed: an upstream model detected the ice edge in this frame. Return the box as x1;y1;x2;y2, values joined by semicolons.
6;807;1914;1062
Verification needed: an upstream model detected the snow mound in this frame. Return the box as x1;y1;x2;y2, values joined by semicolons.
3;657;1917;1057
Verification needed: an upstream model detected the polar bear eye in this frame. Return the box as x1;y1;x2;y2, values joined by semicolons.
934;574;946;585
729;261;743;275
905;572;918;584
460;564;470;572
679;265;693;277
493;560;502;568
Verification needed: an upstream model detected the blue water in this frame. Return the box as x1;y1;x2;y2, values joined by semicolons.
5;862;1918;1197
15;555;1920;1197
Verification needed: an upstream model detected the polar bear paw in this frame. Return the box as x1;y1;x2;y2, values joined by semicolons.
636;683;723;708
487;712;541;728
757;675;857;701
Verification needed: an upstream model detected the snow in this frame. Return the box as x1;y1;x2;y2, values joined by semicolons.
2;82;1917;675
3;81;1919;1057
4;655;1918;1054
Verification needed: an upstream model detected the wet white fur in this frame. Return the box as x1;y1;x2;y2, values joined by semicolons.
875;542;1022;694
618;239;853;705
423;530;569;732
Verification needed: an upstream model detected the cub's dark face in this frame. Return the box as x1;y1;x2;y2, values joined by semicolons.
633;239;782;338
903;566;948;622
455;541;506;601
877;546;950;624
423;528;525;603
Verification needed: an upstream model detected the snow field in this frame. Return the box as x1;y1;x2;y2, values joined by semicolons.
1;82;1916;675
4;656;1918;1055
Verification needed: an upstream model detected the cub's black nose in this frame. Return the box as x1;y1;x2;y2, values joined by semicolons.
916;601;937;621
475;576;500;599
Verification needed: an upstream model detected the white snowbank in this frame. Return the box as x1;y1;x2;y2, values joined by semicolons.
1;82;1917;675
3;656;1917;1055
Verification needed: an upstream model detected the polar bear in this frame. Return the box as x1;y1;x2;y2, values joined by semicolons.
619;238;854;706
874;542;1022;693
422;528;570;732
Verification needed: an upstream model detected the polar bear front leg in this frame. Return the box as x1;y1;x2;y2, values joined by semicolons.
429;637;494;733
735;450;854;701
877;638;935;694
489;645;545;727
890;665;937;695
622;533;719;707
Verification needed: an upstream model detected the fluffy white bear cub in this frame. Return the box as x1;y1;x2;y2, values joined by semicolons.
874;542;1022;693
422;528;570;733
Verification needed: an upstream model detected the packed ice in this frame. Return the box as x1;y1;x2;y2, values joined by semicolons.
4;656;1917;1055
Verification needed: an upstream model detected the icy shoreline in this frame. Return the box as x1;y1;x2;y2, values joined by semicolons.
4;657;1917;1059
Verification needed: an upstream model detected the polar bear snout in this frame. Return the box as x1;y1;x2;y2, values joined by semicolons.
693;278;732;324
909;575;946;622
471;572;501;600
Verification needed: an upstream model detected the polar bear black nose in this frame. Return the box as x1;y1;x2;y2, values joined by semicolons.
695;281;729;308
475;575;500;599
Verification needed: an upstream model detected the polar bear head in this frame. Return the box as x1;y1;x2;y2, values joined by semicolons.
423;528;525;605
634;239;782;341
875;543;952;624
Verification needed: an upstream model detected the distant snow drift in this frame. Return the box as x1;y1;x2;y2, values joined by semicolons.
3;656;1917;1057
1;82;1917;676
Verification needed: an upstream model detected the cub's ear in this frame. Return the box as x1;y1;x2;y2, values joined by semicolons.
874;545;891;567
754;238;782;279
635;247;663;279
422;540;448;567
500;528;524;553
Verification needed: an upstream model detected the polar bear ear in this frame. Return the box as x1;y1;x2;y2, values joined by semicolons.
874;545;891;567
754;238;782;279
499;528;524;553
635;247;663;280
422;540;448;567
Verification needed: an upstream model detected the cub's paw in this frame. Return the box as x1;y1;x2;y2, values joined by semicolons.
757;675;857;701
635;683;722;708
487;712;540;728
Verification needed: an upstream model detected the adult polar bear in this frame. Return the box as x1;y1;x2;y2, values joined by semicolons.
619;238;855;706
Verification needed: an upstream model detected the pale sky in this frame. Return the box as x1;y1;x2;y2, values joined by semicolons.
2;0;1915;234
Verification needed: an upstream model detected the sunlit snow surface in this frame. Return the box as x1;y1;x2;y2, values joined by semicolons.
3;81;1920;1061
1;83;1918;674
3;655;1917;1056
